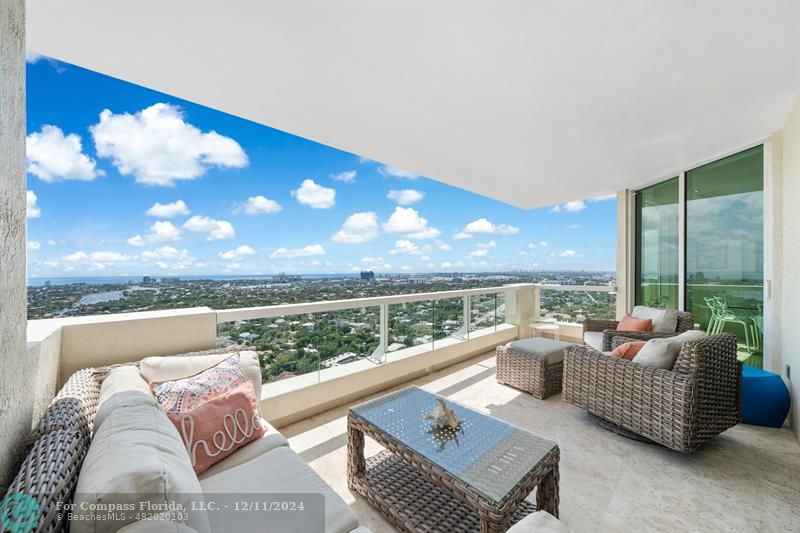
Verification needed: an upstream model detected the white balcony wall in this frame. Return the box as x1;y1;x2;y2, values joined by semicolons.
0;0;28;491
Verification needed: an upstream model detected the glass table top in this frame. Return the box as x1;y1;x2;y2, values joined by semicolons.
350;386;557;503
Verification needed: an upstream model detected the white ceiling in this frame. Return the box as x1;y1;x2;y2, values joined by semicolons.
26;1;800;209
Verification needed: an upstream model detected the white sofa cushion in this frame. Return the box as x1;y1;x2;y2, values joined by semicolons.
632;306;679;334
99;365;152;406
198;418;288;479
95;366;157;430
508;511;572;532
633;330;707;369
73;402;211;533
583;331;604;351
140;351;262;402
200;446;359;533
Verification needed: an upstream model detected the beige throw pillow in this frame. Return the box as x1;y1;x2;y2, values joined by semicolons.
633;330;706;369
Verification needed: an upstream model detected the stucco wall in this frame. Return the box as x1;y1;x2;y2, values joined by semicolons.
779;96;800;436
0;0;29;491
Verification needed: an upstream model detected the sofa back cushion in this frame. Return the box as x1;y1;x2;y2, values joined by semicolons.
633;330;707;369
632;306;679;334
72;401;210;533
140;350;262;402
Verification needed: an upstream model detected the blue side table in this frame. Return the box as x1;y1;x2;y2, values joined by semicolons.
740;366;791;428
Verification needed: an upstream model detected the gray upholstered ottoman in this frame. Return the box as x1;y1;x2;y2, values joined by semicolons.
496;338;574;399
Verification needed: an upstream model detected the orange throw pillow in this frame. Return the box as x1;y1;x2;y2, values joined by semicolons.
167;382;266;474
611;341;647;360
618;314;653;332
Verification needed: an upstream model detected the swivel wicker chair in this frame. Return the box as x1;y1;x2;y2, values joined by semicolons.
562;332;741;453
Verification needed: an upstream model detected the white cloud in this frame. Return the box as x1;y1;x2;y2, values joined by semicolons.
140;246;189;261
567;224;582;230
270;244;325;259
292;179;336;209
453;231;473;240
420;255;431;261
331;212;380;244
90;103;247;186
551;200;586;213
360;256;391;271
467;240;497;258
458;218;519;237
518;250;528;256
440;261;452;269
27;241;41;251
234;195;282;215
65;250;130;263
556;249;582;257
26;125;102;182
129;220;182;246
330;170;356;183
378;166;418;179
183;216;235;240
219;245;256;260
383;207;441;240
389;239;424;256
434;240;452;251
146;200;190;218
27;191;41;218
138;246;200;270
26;51;44;64
387;189;424;206
528;241;549;248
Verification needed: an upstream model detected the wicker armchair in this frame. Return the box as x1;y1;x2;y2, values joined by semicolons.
562;333;741;453
583;310;694;351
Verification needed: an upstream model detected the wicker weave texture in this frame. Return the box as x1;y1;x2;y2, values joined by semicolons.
495;345;563;399
562;333;740;453
347;410;559;533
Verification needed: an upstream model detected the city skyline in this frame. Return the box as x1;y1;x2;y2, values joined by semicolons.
26;54;617;278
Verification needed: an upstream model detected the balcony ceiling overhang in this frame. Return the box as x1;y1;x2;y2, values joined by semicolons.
27;1;800;209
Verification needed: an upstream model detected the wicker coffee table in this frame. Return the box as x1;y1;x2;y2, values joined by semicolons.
347;386;559;533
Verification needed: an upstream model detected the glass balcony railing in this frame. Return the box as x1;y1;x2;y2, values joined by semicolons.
216;285;513;384
538;284;616;324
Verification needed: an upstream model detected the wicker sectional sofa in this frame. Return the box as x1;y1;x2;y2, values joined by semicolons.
3;348;369;533
562;333;742;452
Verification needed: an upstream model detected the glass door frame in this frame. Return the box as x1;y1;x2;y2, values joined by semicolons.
630;138;771;365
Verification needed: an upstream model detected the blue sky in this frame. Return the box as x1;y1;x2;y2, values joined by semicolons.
25;55;617;278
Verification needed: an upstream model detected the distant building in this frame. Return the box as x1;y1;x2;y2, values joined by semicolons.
238;332;259;343
408;278;426;285
360;270;375;281
142;276;154;285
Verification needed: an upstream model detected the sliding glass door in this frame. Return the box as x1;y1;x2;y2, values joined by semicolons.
685;146;764;367
634;145;764;368
635;178;679;309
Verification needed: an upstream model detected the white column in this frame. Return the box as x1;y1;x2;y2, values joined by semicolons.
0;0;29;491
615;189;634;319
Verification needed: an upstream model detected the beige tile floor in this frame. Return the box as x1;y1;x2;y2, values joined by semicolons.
279;351;800;532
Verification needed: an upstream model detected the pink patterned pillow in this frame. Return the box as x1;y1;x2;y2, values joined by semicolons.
152;354;246;412
167;382;266;474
